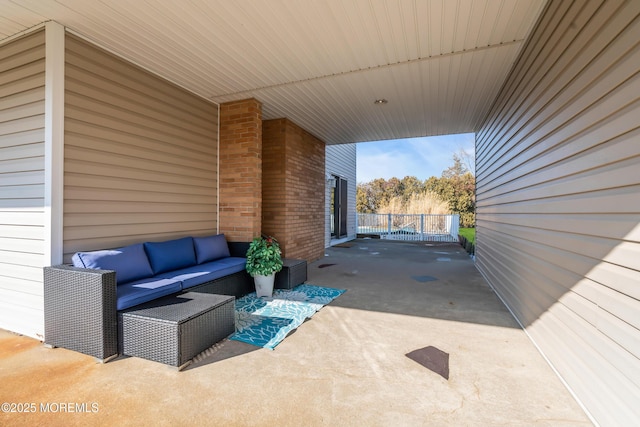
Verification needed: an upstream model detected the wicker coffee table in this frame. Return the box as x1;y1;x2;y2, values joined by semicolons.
119;292;235;370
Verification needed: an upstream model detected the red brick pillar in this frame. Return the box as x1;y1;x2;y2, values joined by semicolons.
218;99;262;242
263;118;325;262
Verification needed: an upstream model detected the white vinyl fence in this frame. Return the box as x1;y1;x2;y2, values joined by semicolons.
357;213;459;242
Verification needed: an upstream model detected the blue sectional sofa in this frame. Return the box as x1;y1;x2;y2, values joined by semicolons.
71;235;247;310
43;234;253;361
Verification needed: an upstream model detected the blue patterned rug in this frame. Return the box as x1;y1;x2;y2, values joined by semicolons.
229;284;346;350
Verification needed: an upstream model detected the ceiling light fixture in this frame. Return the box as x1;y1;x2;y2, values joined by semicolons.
374;99;388;105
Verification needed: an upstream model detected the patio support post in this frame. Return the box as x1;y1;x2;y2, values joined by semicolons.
218;99;263;242
44;21;65;266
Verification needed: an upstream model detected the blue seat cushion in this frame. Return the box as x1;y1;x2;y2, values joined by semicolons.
193;234;231;264
144;237;196;274
116;277;182;311
72;243;154;285
157;257;247;290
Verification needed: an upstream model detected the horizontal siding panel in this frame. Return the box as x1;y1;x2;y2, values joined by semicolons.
64;200;215;214
476;0;629;164
0;263;42;282
0;72;44;99
478;121;640;201
0;290;43;325
0;128;43;149
65;66;215;134
65;156;214;187
0;141;44;160
0;114;44;135
63;34;219;259
479;213;640;243
572;278;640;342
0;184;44;199
0;225;42;240
65;35;215;122
476;1;640;424
65;94;216;154
0;28;45;339
528;306;640;424
0;300;43;340
475;0;593;161
478;73;640;190
65;173;214;196
64;186;213;204
0;237;44;253
0;99;44;123
65;212;215;228
0;199;43;209
559;282;640;354
65;127;216;173
0;31;45;72
0;211;43;226
478;184;640;214
480;155;639;206
0;86;44;114
0;153;44;174
64;221;217;242
587;261;640;302
0;170;43;186
479;219;640;287
0;273;44;295
477;232;640;368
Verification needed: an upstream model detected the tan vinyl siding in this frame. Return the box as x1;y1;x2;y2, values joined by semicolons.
325;143;356;246
0;30;46;338
475;1;640;425
63;34;218;260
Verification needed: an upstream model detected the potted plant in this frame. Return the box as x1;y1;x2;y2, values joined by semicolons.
245;235;283;297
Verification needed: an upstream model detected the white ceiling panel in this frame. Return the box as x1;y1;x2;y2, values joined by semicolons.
0;0;547;144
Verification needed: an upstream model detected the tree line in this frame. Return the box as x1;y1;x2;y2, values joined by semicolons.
356;154;476;227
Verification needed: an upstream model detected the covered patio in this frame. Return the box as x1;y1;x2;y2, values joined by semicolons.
1;1;638;425
0;239;590;426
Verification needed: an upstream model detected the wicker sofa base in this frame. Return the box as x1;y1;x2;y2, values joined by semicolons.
44;265;252;362
44;265;118;361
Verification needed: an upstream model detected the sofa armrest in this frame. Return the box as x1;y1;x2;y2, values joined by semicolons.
228;241;250;258
44;265;118;362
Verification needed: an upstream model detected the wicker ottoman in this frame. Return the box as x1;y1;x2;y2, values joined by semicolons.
119;292;235;370
275;259;307;289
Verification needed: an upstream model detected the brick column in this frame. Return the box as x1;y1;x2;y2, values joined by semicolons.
218;99;262;242
263;118;325;262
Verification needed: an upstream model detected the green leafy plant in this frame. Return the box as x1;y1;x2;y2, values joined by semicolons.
245;235;283;277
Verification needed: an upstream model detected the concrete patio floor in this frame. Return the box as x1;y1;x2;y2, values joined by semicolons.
0;239;592;426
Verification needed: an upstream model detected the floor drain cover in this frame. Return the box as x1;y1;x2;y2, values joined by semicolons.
412;275;438;283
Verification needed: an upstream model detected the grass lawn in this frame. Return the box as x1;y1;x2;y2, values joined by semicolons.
459;227;475;244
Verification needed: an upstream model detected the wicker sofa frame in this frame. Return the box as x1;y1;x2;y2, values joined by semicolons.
43;242;253;362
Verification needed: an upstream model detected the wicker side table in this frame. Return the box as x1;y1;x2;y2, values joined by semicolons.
275;259;307;289
119;292;235;370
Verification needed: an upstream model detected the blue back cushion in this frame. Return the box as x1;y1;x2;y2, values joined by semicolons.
71;243;154;285
193;234;231;264
144;237;196;274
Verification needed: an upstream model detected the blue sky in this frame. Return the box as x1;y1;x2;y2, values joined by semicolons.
356;133;475;183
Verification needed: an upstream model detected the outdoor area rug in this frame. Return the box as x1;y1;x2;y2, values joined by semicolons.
230;284;346;350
